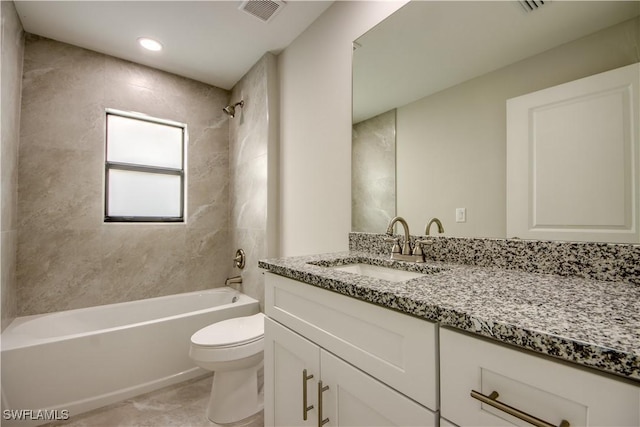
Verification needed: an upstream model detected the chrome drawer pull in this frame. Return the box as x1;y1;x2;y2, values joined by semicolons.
471;390;570;427
302;369;314;420
318;380;329;427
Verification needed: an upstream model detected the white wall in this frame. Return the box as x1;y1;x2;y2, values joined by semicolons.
278;0;407;256
396;17;639;239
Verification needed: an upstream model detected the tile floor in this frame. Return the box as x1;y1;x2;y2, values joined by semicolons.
43;375;264;427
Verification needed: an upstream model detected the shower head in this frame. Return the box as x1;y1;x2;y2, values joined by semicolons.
222;100;245;118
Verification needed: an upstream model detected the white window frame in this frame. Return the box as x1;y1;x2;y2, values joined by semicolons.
104;109;186;223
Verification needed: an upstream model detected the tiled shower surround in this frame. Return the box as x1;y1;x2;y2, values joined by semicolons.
1;1;25;330
228;53;278;311
350;232;640;285
16;35;232;316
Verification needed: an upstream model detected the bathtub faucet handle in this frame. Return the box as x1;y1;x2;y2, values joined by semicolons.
234;249;246;269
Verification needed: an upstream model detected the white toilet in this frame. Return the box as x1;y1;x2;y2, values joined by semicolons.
189;312;265;424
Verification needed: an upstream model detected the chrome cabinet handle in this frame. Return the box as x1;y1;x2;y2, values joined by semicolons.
471;390;570;427
318;380;329;427
302;369;314;421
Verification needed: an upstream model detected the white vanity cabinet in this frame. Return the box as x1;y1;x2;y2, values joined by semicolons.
265;319;436;427
264;272;437;427
440;328;640;427
264;271;639;427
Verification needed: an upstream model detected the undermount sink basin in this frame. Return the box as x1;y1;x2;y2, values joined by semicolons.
330;263;427;282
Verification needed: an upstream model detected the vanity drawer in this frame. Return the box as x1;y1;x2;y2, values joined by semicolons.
440;328;640;427
264;272;437;410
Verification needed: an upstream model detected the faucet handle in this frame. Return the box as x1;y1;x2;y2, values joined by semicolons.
384;236;401;254
412;239;437;263
411;240;426;263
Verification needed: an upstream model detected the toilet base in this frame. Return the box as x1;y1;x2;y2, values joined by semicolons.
206;362;264;425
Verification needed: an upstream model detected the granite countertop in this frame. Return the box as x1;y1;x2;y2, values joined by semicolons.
259;250;640;382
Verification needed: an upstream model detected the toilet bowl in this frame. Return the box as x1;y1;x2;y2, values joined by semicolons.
189;312;265;424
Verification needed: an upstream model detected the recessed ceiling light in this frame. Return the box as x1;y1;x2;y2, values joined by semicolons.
138;37;163;52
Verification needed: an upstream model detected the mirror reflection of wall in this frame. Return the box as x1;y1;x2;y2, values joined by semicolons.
352;1;640;241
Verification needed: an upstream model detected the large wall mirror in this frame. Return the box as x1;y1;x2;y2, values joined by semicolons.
352;0;640;243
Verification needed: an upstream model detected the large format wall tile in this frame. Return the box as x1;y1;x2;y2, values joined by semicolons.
228;53;277;308
21;37;105;107
232;228;266;310
17;227;103;313
18;145;103;230
232;153;267;231
17;35;231;315
1;1;24;330
185;227;230;290
100;225;188;301
1;231;18;330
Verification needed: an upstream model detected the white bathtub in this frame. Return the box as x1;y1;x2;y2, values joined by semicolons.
1;287;260;426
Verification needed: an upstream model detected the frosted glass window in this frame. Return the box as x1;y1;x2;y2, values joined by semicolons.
105;111;185;222
107;115;183;168
107;170;181;217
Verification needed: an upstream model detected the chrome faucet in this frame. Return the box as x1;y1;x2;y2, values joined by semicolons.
385;216;424;263
425;217;444;235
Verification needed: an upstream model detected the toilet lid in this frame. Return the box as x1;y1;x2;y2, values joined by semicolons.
191;313;264;347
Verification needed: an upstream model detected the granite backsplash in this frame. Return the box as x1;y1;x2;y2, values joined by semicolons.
349;232;640;285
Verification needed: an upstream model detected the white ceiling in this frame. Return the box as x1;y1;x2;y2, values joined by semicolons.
14;0;333;90
353;1;640;123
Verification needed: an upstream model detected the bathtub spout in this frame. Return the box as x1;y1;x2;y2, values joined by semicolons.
225;275;242;286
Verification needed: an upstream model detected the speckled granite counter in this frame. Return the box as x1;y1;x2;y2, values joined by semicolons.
259;251;640;382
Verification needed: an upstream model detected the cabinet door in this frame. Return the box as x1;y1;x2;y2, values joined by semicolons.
264;318;320;427
319;350;436;427
265;272;438;409
440;328;640;427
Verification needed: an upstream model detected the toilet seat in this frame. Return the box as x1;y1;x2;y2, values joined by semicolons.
189;313;265;364
191;312;264;348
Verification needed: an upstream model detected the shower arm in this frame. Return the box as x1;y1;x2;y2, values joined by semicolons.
222;100;244;118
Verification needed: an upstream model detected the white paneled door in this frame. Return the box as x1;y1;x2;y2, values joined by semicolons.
507;63;639;243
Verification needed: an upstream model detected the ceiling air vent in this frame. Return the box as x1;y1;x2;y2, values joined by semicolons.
239;0;286;23
518;0;546;12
